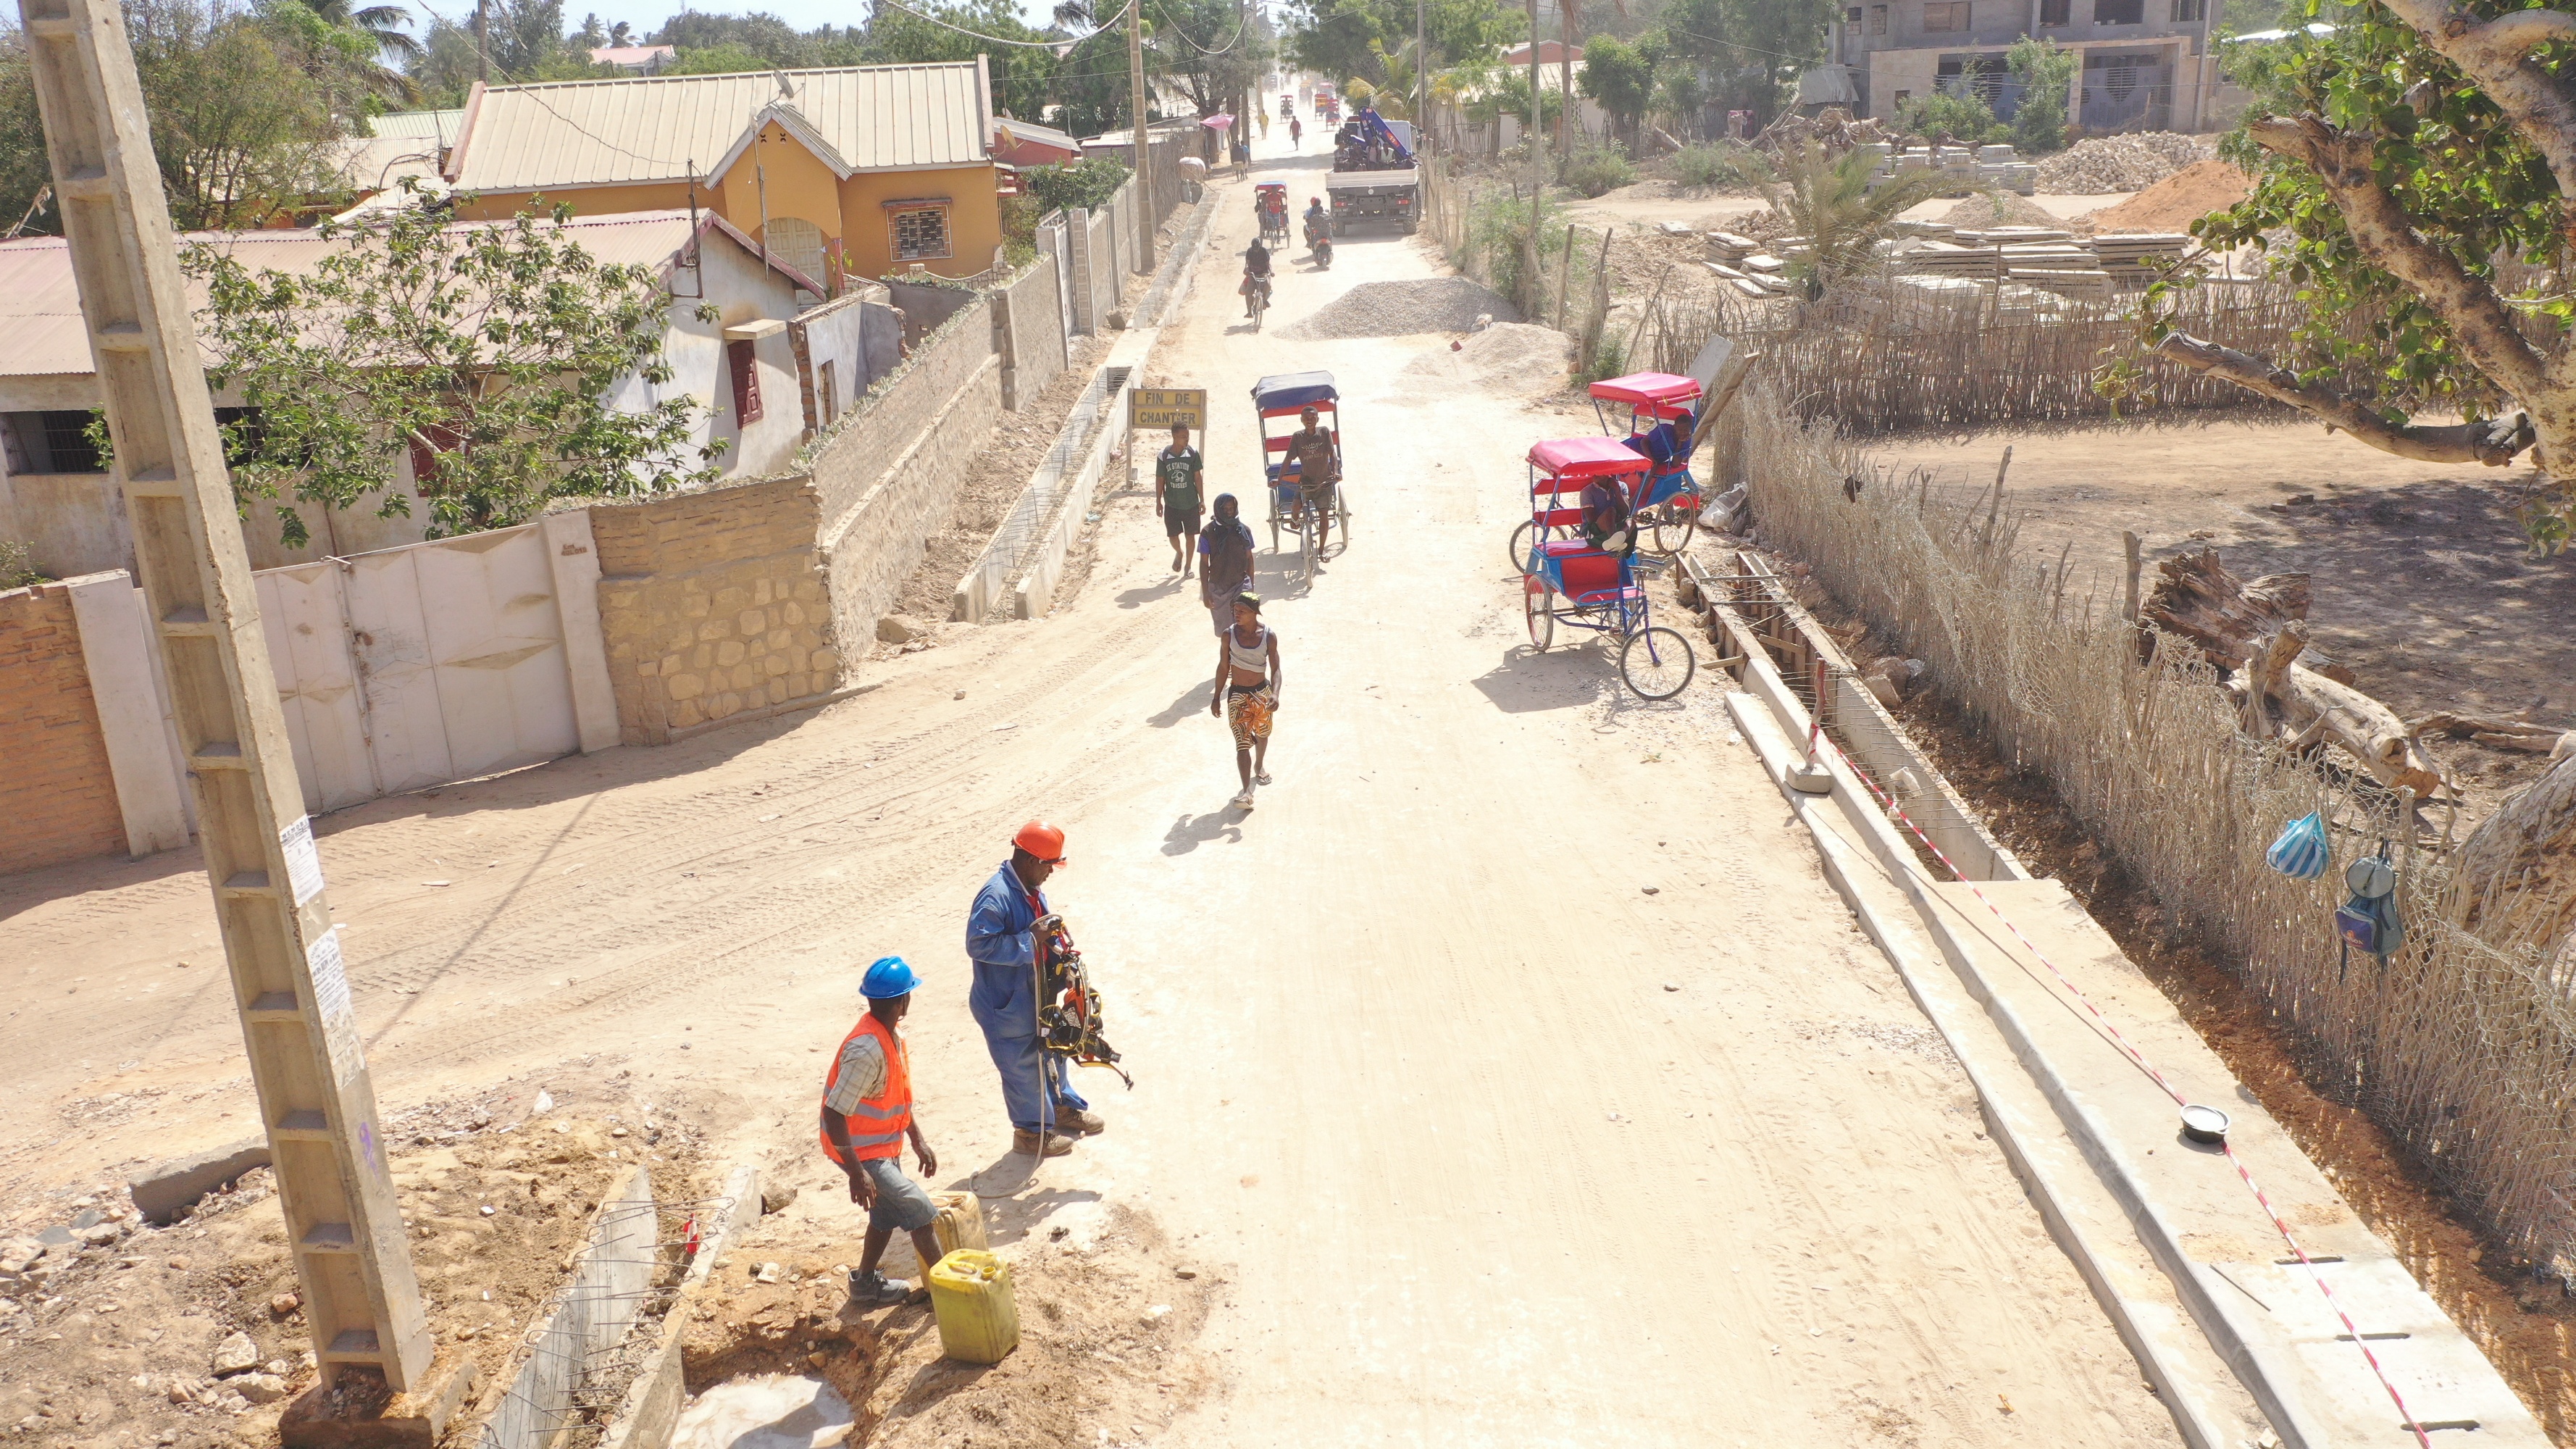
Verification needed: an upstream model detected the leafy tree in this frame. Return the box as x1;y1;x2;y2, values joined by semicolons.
1660;0;1831;125
1023;155;1132;212
1651;55;1703;136
2005;35;2074;154
1895;88;2006;143
1284;0;1390;85
650;9;818;65
572;11;605;48
289;0;419;63
664;39;776;73
182;193;722;545
2146;0;2576;552
1576;29;1658;149
1768;141;1957;298
863;0;1060;119
1147;0;1272;118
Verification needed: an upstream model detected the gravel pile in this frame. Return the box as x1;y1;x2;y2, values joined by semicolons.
1398;322;1572;396
2036;133;2213;193
1940;191;2075;233
1274;277;1520;340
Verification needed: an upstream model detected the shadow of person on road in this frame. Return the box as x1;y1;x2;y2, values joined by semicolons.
1116;577;1187;609
1147;680;1210;729
1161;810;1244;854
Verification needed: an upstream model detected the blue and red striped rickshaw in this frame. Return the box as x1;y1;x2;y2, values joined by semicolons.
1518;435;1696;699
1588;370;1705;556
1251;370;1350;570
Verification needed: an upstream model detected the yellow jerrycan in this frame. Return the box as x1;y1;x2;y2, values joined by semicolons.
931;1191;990;1256
927;1250;1019;1364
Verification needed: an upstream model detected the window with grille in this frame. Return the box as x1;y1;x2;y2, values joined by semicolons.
2039;0;2070;22
891;206;952;262
2172;0;2204;19
727;340;764;424
1870;4;1888;32
1923;1;1970;30
2093;0;2142;22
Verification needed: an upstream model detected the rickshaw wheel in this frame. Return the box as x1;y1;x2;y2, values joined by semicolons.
1620;625;1695;699
1524;588;1554;650
1649;501;1699;556
1507;520;1534;575
1336;488;1352;544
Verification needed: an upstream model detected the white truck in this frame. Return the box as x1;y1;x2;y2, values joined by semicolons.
1324;117;1418;235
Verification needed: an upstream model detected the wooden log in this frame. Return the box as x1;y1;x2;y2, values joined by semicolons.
2141;546;2310;667
2407;711;2576;756
2235;622;2451;801
2453;753;2576;969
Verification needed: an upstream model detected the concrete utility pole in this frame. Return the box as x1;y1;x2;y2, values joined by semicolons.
15;0;434;1396
475;0;488;83
1524;0;1541;175
1127;0;1155;272
1415;0;1427;145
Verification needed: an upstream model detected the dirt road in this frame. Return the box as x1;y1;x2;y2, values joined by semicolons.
0;138;2181;1445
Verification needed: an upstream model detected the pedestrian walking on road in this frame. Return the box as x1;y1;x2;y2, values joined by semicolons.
1157;422;1205;577
966;822;1101;1158
821;955;944;1307
1210;592;1281;810
1198;494;1258;635
1289;114;1302;149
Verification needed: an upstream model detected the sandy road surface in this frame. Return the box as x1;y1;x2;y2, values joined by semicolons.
0;135;2179;1445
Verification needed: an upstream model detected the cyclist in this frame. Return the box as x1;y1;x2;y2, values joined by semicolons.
1283;405;1339;556
1241;237;1274;319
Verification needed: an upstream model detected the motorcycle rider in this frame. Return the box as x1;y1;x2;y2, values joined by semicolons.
1242;235;1274;317
1303;197;1330;248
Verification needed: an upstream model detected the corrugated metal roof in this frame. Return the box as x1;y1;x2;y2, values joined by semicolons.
448;62;990;192
0;212;747;379
369;109;464;141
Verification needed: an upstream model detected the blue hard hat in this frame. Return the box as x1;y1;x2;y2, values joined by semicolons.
861;955;919;1001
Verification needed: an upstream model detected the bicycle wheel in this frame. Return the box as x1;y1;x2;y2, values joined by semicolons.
1620;625;1695;699
1648;501;1699;557
1525;587;1554;650
1508;520;1534;575
1336;487;1351;545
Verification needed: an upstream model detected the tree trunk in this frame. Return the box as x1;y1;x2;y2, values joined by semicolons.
2139;546;2349;678
2451;753;2576;974
2232;621;2451;801
2408;711;2576;756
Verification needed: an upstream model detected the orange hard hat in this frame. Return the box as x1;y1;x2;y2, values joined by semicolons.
1013;820;1069;864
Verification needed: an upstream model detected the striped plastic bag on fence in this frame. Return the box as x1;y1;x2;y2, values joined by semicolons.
2265;811;2330;880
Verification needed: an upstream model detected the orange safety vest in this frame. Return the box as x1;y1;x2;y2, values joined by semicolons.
819;1012;911;1166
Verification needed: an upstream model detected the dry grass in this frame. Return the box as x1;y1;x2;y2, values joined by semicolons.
1728;388;2576;1284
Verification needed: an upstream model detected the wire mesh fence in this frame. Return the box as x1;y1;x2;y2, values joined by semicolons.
1732;387;2576;1282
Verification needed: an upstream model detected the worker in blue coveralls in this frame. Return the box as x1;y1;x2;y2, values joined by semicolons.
965;820;1102;1158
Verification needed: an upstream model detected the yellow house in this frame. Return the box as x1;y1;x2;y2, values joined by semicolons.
444;60;1005;286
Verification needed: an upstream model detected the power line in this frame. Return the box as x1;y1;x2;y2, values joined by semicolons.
874;0;1137;49
1150;0;1250;55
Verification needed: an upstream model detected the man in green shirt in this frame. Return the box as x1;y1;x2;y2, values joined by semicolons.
1155;422;1206;577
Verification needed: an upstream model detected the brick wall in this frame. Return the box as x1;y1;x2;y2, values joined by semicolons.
587;477;840;745
0;583;125;873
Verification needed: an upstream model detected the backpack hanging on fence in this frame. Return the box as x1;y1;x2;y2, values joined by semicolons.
2266;811;2330;880
2335;843;2404;972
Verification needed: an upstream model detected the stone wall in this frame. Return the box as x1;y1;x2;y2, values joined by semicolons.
800;300;1003;649
587;478;839;745
0;582;125;874
995;252;1069;411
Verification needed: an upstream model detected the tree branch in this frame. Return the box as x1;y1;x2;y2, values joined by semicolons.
2155;330;2534;464
2380;0;2576;210
2245;114;2554;402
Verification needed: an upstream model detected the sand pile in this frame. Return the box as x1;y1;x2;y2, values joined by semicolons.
1398;322;1573;396
1940;191;2078;233
2036;133;2213;193
1274;276;1520;339
2078;159;2254;234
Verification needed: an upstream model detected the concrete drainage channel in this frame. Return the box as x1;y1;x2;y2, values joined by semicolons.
950;184;1220;625
1678;551;2551;1449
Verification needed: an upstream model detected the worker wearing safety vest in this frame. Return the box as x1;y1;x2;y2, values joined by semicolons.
821;955;945;1307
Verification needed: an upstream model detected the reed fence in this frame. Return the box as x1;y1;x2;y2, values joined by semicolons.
1420;157;1619;375
1731;388;2576;1286
1651;280;2442;433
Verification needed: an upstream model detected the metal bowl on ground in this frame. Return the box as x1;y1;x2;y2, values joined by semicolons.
2180;1103;2231;1144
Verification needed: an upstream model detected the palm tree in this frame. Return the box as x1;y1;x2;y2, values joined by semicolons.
296;0;422;63
1768;141;1957;300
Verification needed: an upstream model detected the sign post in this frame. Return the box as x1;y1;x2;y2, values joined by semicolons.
1129;388;1210;431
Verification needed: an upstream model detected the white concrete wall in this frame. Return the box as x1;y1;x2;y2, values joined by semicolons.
62;572;192;857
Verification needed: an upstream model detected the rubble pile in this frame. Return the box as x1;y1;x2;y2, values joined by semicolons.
2035;133;2215;193
1751;106;1895;156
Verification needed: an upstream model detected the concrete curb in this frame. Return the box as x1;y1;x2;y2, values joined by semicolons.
1699;565;2548;1448
467;1165;658;1449
595;1164;764;1449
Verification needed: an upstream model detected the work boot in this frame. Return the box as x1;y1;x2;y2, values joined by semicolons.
1052;1106;1106;1137
1012;1129;1074;1158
